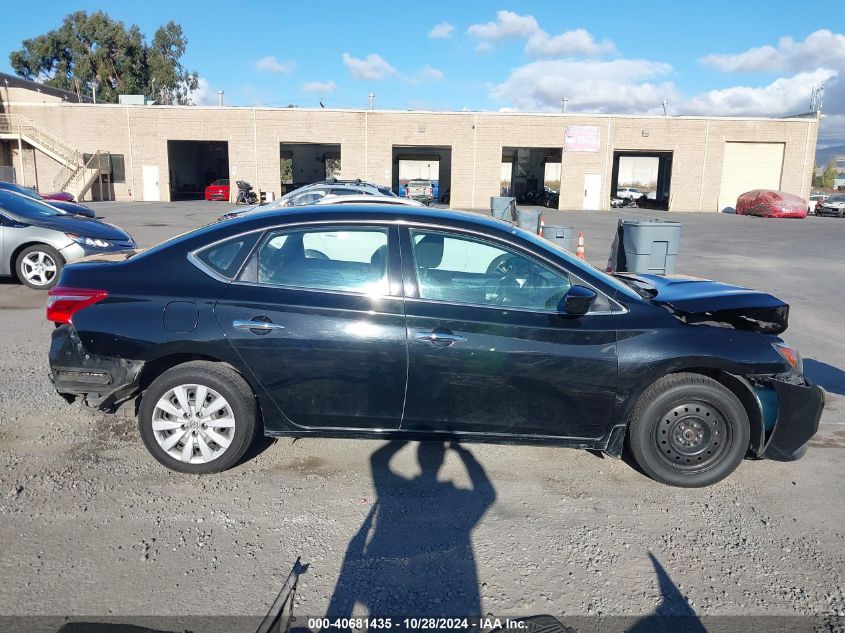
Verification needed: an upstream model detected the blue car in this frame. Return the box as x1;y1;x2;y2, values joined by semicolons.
0;181;96;218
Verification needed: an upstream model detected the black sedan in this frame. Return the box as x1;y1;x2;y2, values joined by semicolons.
46;205;823;486
0;181;96;218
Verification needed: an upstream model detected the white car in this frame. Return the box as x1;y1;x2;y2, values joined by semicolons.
616;187;644;200
808;194;829;214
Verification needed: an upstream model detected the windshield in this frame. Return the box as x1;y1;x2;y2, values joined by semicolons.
0;190;67;219
212;179;229;186
827;194;845;203
509;223;643;301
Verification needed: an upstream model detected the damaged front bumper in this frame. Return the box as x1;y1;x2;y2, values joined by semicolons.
753;375;824;460
49;325;144;412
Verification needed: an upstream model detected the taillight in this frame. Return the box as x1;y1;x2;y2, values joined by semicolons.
46;287;109;324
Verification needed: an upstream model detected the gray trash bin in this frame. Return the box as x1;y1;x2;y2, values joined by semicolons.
619;219;681;274
541;224;575;251
516;208;543;234
490;197;516;221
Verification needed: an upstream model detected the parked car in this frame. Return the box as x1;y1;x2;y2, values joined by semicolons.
46;204;822;487
736;190;808;218
616;187;644;200
814;193;845;217
42;191;76;203
0;181;96;218
204;179;230;202
808;193;829;214
0;189;135;289
405;179;435;205
219;179;397;221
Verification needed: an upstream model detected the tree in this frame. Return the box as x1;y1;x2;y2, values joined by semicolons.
9;11;198;105
820;159;838;189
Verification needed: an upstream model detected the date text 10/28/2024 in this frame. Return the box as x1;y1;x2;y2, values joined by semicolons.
307;618;530;631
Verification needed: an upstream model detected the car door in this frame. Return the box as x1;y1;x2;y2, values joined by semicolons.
214;223;407;431
399;227;618;440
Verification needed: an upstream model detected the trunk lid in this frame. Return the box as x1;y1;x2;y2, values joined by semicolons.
615;273;789;334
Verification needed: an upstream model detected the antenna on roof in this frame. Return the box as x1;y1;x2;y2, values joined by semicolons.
810;83;825;113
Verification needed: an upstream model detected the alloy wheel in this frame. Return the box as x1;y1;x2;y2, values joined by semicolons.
21;251;57;287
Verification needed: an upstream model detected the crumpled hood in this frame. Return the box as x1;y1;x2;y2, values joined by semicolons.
616;273;789;334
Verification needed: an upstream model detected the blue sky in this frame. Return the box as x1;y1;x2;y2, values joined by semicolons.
3;1;844;144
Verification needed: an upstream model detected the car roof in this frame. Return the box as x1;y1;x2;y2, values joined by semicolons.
220;203;511;233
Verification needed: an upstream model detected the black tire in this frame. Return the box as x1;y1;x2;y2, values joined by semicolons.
138;361;258;474
16;244;65;290
627;373;750;487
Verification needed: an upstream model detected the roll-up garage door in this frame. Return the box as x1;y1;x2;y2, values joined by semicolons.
718;142;784;212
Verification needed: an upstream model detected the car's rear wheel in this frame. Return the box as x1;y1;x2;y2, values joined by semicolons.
627;373;750;487
16;244;64;290
138;361;257;474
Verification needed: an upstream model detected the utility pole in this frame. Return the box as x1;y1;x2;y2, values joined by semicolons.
561;97;568;113
368;92;375;110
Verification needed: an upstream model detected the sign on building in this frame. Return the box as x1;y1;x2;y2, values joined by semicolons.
564;125;600;152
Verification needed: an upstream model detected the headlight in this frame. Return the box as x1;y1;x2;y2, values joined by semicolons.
65;233;112;248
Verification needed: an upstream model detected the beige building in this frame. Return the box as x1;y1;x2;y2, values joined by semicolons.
0;74;819;212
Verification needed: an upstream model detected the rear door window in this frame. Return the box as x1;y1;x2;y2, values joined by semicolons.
251;227;390;295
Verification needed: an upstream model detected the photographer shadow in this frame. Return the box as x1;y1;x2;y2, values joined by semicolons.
326;439;496;618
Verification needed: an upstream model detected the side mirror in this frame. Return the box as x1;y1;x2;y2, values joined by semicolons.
560;285;597;316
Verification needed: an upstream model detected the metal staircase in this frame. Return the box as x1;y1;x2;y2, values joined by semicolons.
0;113;109;200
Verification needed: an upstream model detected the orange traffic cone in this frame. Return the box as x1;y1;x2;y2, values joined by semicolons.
538;215;545;236
576;231;586;260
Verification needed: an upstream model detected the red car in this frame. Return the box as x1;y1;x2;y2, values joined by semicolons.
736;189;808;218
204;179;230;201
42;191;75;202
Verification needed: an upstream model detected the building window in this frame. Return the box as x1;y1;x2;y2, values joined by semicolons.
110;154;126;183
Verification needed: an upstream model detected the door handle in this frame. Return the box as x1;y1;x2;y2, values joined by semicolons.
233;318;286;335
415;330;466;346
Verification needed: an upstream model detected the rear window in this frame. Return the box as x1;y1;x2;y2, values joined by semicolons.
193;233;259;279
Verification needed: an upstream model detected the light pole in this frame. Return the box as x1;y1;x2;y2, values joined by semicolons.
561;97;568;113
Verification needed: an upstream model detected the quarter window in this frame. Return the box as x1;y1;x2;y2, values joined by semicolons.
409;230;572;311
194;234;259;279
254;227;389;294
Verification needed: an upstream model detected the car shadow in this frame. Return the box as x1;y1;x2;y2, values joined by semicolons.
626;553;708;633
325;439;496;618
803;358;845;396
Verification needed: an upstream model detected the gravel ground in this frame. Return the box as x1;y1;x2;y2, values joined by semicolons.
0;201;843;632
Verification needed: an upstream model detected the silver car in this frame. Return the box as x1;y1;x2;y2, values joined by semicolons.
0;189;135;289
219;179;397;221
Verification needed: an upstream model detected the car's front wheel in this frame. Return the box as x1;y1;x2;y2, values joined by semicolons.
627;373;750;487
138;361;258;474
16;244;64;289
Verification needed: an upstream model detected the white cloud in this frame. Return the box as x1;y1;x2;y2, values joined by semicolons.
467;10;614;57
418;65;444;81
188;77;218;106
489;59;676;113
684;69;837;116
526;28;615;58
301;80;337;93
701;30;845;73
428;22;454;39
256;56;295;74
467;10;539;42
342;52;397;80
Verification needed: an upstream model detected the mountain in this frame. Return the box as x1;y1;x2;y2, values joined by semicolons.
816;145;845;167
